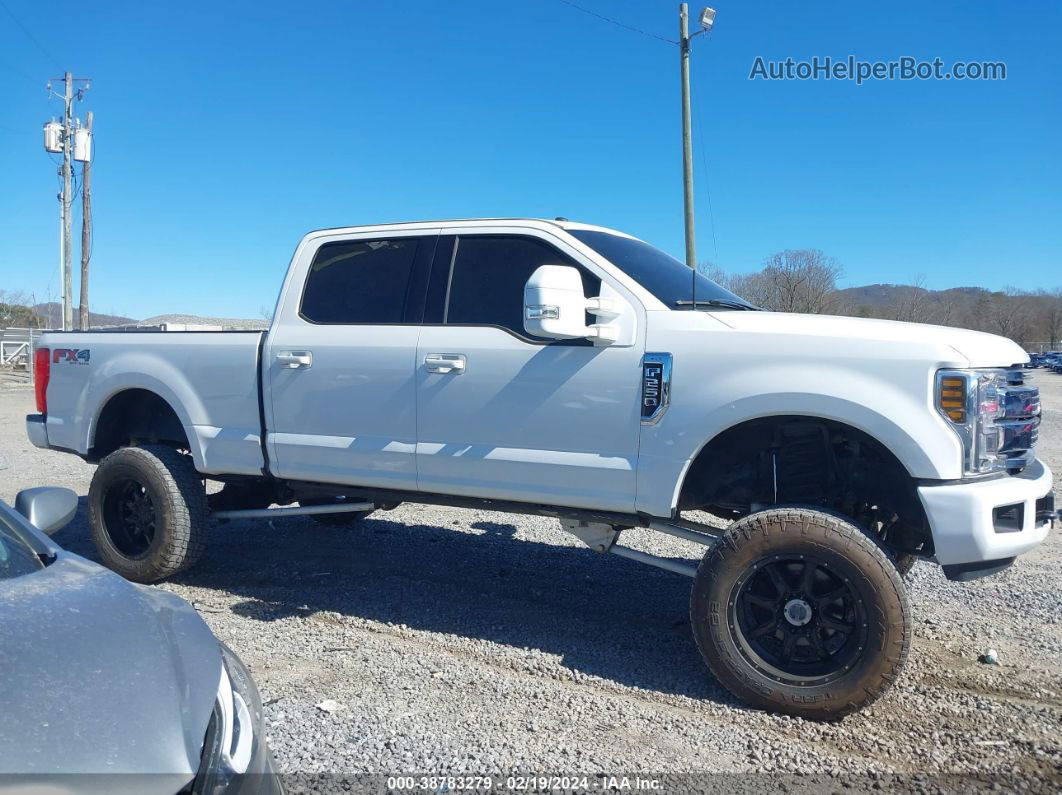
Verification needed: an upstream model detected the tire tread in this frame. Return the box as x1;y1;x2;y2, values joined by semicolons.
690;506;912;720
88;444;207;583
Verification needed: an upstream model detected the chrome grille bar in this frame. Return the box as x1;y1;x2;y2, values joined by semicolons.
997;381;1040;473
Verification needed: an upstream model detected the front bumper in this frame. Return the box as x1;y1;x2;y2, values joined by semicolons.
26;413;48;449
918;459;1055;573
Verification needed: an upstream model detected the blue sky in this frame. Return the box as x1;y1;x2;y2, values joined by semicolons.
1;0;1059;320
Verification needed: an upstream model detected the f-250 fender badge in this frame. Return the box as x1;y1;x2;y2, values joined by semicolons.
641;352;672;426
53;348;90;365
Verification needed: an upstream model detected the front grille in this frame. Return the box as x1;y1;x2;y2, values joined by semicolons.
998;369;1040;473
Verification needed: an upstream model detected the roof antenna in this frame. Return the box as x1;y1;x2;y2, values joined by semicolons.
691;247;697;309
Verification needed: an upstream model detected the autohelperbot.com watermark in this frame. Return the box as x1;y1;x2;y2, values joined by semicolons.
749;55;1006;85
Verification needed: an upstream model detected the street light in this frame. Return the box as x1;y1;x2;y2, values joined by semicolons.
700;7;717;31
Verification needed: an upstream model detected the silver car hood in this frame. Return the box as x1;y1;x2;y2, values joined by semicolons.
0;553;220;792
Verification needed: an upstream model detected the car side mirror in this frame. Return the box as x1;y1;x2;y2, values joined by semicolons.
523;265;619;344
14;487;78;536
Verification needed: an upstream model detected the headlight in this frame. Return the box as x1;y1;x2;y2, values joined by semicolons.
194;643;266;794
936;369;1006;475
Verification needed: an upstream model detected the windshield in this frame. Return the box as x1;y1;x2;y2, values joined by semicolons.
0;507;45;581
569;229;757;310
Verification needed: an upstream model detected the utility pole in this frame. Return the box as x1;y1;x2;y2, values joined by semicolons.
61;71;73;330
44;73;91;330
678;5;696;269
677;5;716;269
79;111;93;331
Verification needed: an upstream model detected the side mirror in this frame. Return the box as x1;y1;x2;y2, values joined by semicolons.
524;265;619;344
14;487;78;536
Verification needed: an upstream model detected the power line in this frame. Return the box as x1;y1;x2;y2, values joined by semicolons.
0;0;62;70
0;54;38;85
554;0;677;45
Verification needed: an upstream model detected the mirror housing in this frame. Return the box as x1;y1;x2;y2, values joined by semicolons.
524;265;619;344
15;487;78;536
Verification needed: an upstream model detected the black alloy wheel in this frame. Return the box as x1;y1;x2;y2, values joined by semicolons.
731;553;868;684
89;445;207;583
101;477;158;558
690;507;911;720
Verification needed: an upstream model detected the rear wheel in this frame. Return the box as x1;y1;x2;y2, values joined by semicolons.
89;445;207;583
690;507;911;720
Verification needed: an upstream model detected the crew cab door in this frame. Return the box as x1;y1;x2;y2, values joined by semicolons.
263;229;438;488
414;228;644;512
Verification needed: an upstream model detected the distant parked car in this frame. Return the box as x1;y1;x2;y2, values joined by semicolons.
0;488;281;794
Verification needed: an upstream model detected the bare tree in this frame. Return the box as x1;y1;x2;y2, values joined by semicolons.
756;249;844;314
0;290;44;329
883;275;932;323
985;287;1032;344
931;293;961;327
1036;288;1062;348
694;253;1052;352
728;271;773;308
697;261;727;283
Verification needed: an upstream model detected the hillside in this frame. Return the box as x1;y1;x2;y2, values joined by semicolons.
11;304;263;330
834;284;986;309
32;303;136;328
139;314;268;330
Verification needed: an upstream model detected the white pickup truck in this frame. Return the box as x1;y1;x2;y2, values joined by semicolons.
28;218;1055;719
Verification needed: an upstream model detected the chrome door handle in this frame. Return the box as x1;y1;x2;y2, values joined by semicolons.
276;351;312;369
424;353;466;374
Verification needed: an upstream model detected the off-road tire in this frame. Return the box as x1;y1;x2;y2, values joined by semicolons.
89;445;207;583
690;507;911;720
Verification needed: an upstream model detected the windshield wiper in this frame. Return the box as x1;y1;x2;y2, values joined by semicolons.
675;299;758;311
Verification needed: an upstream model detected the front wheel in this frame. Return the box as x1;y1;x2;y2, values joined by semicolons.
89;445;207;583
690;507;911;720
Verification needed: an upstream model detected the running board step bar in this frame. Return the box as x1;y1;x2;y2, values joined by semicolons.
648;518;722;546
610;546;698;578
560;517;720;578
212;502;374;520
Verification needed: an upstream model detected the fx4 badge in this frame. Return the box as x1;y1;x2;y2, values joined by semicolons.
641;353;672;425
53;348;90;365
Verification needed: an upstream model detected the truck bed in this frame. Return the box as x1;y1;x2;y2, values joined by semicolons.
37;330;267;477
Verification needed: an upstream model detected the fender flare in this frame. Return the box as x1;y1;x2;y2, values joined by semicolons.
666;393;958;514
85;373;207;470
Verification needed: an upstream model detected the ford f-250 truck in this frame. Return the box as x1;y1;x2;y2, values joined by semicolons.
27;219;1056;719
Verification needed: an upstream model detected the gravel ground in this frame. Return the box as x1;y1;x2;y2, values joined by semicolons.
1;370;1060;792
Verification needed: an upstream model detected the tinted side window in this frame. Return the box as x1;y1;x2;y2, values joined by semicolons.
301;237;420;324
445;235;601;340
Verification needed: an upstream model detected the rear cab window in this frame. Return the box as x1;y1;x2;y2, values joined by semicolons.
300;237;423;324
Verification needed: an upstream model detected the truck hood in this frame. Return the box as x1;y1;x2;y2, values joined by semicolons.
712;311;1027;369
0;554;220;792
